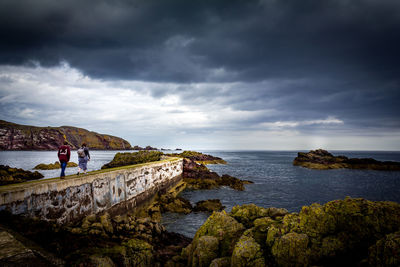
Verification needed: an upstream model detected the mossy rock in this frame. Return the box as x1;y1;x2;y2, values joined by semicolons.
184;178;219;190
101;151;162;169
122;238;154;267
368;231;400;267
230;204;270;228
298;203;336;238
34;161;78;170
192;211;245;258
194;199;225;212
231;231;266;267
209;257;231;267
271;232;310;266
191;235;219;267
0;164;44;185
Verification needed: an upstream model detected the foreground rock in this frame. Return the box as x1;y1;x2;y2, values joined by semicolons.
0;165;44;185
0;210;191;266
183;158;253;191
169;197;400;267
0;120;132;150
101;151;162;169
34;161;78;170
294;149;400;170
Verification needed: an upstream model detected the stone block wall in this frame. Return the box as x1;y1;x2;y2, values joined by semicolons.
0;158;183;224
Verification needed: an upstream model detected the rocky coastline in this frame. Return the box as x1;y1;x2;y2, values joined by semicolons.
294;149;400;170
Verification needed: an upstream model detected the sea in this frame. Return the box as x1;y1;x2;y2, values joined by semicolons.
1;150;400;238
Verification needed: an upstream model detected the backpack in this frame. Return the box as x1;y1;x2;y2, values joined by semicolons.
77;148;86;158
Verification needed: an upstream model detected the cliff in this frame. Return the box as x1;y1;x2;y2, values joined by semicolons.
293;149;400;170
0;120;132;150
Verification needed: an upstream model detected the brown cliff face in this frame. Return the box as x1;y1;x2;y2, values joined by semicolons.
0;120;132;150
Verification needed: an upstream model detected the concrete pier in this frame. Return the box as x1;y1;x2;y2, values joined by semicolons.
0;158;183;224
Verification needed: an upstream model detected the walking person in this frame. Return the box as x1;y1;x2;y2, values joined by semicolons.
57;140;71;179
77;143;90;175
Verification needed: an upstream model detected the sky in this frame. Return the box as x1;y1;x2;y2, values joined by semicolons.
0;0;399;150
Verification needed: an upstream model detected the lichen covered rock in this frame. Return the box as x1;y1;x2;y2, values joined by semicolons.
231;232;265;267
181;198;400;267
189;211;245;262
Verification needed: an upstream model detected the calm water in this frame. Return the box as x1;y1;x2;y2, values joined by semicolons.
162;150;400;237
1;150;400;238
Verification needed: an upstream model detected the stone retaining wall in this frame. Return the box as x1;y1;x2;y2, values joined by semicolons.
0;158;183;224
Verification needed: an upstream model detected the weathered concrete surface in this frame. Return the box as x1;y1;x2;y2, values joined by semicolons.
0;158;183;224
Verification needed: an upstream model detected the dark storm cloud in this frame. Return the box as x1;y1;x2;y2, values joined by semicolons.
1;0;399;83
1;0;400;141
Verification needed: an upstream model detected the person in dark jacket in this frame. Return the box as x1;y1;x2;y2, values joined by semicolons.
57;140;71;179
77;143;90;175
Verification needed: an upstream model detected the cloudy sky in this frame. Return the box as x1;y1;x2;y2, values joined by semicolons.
0;0;399;150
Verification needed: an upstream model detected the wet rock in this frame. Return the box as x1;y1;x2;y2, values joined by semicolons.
0;165;43;185
294;149;400;170
193;199;225;212
158;193;193;214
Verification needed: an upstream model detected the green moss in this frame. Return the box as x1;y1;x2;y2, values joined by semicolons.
193;211;245;257
271;232;310;266
231;232;266;267
191;236;219;267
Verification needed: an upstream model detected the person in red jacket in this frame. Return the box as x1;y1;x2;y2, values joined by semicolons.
58;140;71;179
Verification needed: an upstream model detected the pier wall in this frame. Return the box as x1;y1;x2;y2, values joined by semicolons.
0;158;183;224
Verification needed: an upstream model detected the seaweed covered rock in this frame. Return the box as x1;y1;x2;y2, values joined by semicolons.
294;149;400;170
34;161;78;170
181;198;400;267
194;199;225;212
101;151;162;169
0;164;44;185
158;193;193;214
183;158;253;191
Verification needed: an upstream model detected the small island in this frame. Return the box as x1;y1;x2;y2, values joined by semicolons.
294;149;400;170
34;161;78;170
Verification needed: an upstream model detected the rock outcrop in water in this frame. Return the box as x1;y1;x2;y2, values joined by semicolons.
294;149;400;170
0;120;132;150
167;151;227;164
34;161;78;170
0;165;44;185
101;151;163;169
168;197;400;267
183;158;253;191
